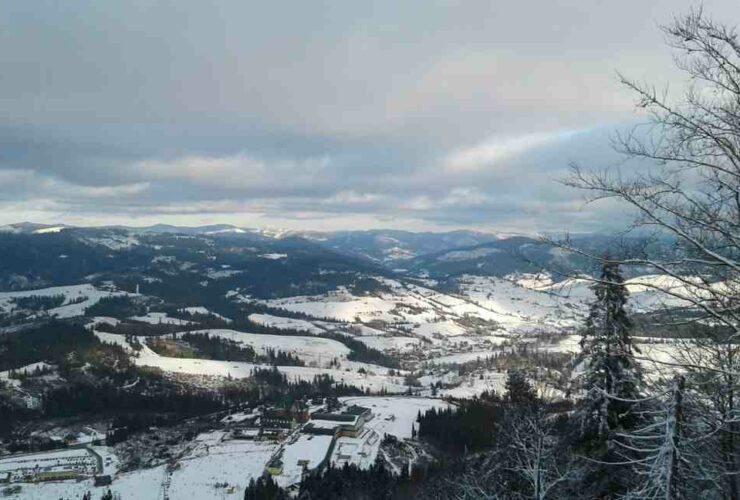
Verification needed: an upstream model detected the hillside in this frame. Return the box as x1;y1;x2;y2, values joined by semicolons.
0;226;694;499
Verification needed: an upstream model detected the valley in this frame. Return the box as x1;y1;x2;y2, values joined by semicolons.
0;225;689;499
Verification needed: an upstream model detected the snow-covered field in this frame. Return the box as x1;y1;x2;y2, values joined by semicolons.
0;284;132;319
179;329;350;367
457;275;586;331
342;396;450;439
428;350;500;365
84;234;140;250
180;306;232;323
458;273;708;334
356;335;421;353
248;313;326;334
227;276;587;374
0;361;54;387
412;320;467;339
250;276;591;346
439;371;507;398
130;312;192;326
537;274;703;315
134;343;408;393
68;271;705;402
226;275;701;390
167;432;278;499
248;279;506;343
10;463;166;500
92;330;135;351
258;288;399;323
275;434;334;487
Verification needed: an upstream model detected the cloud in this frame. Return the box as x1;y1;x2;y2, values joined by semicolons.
0;169;149;202
1;0;736;232
0;123;642;232
69;182;150;198
321;191;386;206
440;188;492;207
445;130;583;172
134;154;332;192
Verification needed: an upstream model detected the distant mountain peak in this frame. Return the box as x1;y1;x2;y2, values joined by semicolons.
0;222;71;234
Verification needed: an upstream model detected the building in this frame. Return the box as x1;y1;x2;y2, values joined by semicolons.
0;448;99;484
233;428;260;440
344;405;373;422
261;401;311;431
35;470;85;482
94;475;113;487
306;405;372;438
302;419;344;437
261;409;294;430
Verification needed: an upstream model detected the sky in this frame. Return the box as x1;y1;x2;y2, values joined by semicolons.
1;0;738;233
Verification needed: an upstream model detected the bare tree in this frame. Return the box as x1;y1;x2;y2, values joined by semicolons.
507;410;575;500
438;409;574;500
564;9;740;499
615;375;691;499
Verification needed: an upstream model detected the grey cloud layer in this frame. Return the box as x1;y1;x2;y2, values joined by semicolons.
1;0;738;230
0;124;632;231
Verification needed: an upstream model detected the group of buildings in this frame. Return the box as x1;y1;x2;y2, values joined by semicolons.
302;405;373;439
0;448;105;484
227;397;373;440
262;400;374;482
0;399;374;490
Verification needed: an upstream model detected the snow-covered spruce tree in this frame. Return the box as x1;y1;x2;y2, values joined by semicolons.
571;259;645;497
577;259;643;445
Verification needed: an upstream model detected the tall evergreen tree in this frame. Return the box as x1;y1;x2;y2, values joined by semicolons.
577;259;643;443
573;259;645;497
505;369;537;406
